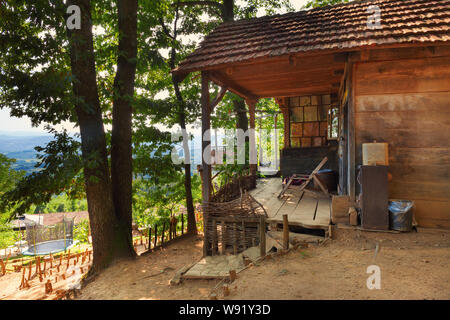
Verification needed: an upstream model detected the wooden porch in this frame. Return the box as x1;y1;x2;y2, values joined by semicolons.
250;178;330;230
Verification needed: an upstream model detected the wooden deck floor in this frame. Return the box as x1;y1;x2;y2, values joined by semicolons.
250;178;331;230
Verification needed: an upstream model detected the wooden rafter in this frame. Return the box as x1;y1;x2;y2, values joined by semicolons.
209;70;258;100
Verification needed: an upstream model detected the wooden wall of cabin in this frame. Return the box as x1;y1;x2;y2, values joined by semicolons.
353;51;450;229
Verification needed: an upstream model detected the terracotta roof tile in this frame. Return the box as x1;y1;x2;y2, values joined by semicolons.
175;0;450;74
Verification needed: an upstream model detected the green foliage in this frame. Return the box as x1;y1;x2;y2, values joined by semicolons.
26;194;87;214
304;0;349;9
0;216;17;248
0;153;25;197
132;173;201;229
74;219;90;244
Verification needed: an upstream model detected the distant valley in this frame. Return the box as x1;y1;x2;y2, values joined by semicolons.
0;133;53;174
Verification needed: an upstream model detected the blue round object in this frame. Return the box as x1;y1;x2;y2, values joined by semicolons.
22;239;78;256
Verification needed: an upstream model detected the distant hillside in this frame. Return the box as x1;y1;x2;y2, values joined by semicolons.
0;134;53;174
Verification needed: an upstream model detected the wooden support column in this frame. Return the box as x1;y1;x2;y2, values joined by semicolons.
276;98;290;149
347;63;356;201
259;215;266;258
246;99;258;187
201;71;212;256
282;214;289;251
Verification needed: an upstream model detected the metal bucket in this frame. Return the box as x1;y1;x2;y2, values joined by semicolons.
388;200;414;232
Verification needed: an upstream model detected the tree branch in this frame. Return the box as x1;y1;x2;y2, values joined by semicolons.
159;17;175;40
174;1;224;10
210;86;227;112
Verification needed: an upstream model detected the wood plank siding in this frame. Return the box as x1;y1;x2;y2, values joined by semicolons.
354;53;450;228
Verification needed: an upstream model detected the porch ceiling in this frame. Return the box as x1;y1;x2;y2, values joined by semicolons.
207;52;345;99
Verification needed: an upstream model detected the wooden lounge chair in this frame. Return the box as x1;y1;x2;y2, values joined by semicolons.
278;157;329;198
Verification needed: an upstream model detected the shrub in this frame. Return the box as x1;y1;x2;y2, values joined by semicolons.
74;218;89;243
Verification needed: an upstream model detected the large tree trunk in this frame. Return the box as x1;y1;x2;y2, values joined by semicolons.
66;0;127;272
111;0;138;258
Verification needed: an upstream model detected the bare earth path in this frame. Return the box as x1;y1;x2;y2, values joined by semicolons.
72;229;449;300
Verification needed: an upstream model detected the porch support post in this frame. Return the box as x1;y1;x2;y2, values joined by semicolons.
201;71;211;256
276;98;290;149
246;99;258;188
347;63;356;201
274;113;278;171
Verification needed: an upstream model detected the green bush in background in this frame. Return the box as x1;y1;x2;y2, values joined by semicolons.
0;217;17;248
74;218;89;244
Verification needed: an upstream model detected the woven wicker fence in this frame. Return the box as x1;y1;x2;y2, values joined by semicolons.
202;192;267;256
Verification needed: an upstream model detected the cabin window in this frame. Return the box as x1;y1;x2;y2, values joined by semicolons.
289;94;333;147
327;105;339;140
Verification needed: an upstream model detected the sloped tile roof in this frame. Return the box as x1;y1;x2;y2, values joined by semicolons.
23;212;89;226
174;0;450;74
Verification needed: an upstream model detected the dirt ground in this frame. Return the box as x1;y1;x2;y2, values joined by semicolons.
72;227;450;300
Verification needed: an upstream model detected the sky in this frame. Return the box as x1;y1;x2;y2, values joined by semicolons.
0;0;309;136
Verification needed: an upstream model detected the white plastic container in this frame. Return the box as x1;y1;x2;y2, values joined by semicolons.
362;142;389;166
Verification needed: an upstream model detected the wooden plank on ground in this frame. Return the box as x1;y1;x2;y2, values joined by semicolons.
272;189;303;221
250;178;283;207
290;194;317;221
315;197;331;225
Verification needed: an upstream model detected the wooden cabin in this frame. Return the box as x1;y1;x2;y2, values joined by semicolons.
173;0;450;230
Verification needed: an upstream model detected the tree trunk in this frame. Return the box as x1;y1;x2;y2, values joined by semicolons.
168;4;198;234
66;0;127;272
223;0;249;152
175;93;197;234
223;0;234;22
233;98;249;133
111;0;138;258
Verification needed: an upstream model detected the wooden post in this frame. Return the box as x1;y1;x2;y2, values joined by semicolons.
259;215;266;257
212;219;217;255
173;217;177;239
181;214;184;235
347;62;356;201
277;98;290;148
161;222;166;244
201;71;211;257
233;223;237;255
242;221;246;250
148;227;152;249
221;221;226;255
154;224;157;248
0;258;5;276
247;99;258;187
36;256;40;274
282;214;289;251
